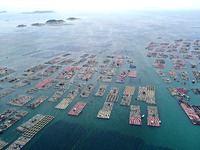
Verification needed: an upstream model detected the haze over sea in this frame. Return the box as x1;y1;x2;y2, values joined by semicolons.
0;10;200;150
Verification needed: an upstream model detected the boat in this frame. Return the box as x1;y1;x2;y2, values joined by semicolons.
141;114;145;118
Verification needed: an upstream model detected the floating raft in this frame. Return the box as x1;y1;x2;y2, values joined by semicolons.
180;103;200;125
22;115;54;138
0;89;15;99
7;95;34;107
128;71;137;78
0;139;8;150
137;86;156;105
97;102;114;119
68;102;87;116
121;86;135;106
80;84;95;98
95;85;107;97
27;96;48;109
129;105;142;125
0;109;15;122
16;114;45;132
55;83;85;109
147;106;160;127
106;87;119;102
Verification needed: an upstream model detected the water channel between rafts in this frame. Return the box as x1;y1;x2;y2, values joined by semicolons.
0;11;200;150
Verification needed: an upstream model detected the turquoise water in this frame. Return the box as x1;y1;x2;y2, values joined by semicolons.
0;10;200;150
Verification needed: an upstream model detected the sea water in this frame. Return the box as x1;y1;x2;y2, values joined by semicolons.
0;10;200;150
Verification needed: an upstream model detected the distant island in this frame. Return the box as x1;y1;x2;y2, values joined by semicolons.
22;11;55;14
46;19;65;24
31;23;45;26
0;11;7;13
67;17;80;21
16;24;27;27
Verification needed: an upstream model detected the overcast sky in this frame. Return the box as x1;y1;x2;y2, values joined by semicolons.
1;0;200;12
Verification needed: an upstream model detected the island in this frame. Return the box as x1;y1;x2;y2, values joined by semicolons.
16;24;27;27
0;11;7;13
22;11;55;14
31;23;45;26
46;19;65;24
67;17;80;21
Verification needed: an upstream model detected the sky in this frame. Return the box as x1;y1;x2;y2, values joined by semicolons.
1;0;200;12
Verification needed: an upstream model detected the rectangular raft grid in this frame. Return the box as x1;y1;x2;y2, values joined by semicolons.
0;139;8;150
68;102;87;116
120;86;135;106
129;105;142;126
147;106;160;127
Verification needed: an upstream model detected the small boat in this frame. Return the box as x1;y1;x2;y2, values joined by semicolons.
159;120;161;124
141;114;145;118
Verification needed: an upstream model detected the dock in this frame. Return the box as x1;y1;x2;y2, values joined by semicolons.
0;111;28;132
55;83;85;109
0;109;15;122
106;88;119;102
27;96;48;109
95;85;107;96
120;86;135;106
68;102;87;116
147;106;160;127
129;105;142;125
7;95;34;107
16;114;45;132
80;84;95;98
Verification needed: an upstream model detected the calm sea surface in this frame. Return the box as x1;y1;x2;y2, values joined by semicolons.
0;10;200;150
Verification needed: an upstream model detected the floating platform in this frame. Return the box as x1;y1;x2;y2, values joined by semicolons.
6;136;31;150
0;109;15;122
0;67;15;77
0;76;14;83
169;70;178;79
147;106;160;127
137;86;156;105
9;77;24;83
172;60;186;69
129;105;142;125
36;78;57;90
8;95;34;107
95;85;107;96
55;81;74;89
106;88;119;102
0;111;28;132
97;102;114;119
16;114;45;132
23;64;47;76
68;102;87;116
156;70;166;77
128;71;137;78
120;86;135;106
98;76;112;82
180;103;200;125
55;67;81;79
0;139;8;150
59;58;75;65
55;83;85;109
22;115;54;138
152;59;165;68
72;58;87;66
80;84;95;98
45;57;65;64
116;70;128;84
179;72;189;80
109;59;124;68
83;59;98;67
37;66;61;76
192;71;200;82
27;96;48;109
0;89;15;98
